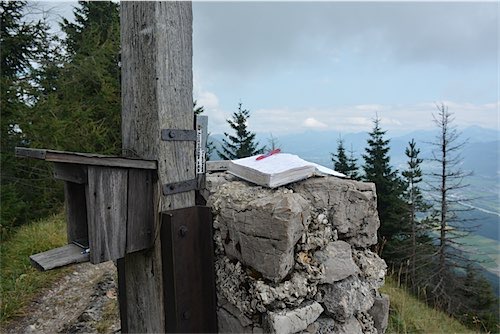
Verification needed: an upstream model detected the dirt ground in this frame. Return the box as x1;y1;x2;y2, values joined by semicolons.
3;261;120;334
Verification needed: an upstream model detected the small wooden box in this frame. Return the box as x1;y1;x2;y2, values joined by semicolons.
16;148;157;270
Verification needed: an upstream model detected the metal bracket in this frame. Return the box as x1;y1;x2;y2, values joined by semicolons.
162;179;198;196
161;129;197;141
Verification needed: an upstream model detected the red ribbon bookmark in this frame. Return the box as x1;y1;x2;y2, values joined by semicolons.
256;149;281;160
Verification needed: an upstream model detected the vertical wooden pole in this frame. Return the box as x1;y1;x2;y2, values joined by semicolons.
119;2;194;332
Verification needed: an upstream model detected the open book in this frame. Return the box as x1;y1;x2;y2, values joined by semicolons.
228;153;346;188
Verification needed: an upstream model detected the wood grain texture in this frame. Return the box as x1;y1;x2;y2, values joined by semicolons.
64;182;89;245
30;244;89;271
15;147;157;170
120;2;194;332
121;1;194;211
87;166;127;264
127;169;154;253
54;163;88;184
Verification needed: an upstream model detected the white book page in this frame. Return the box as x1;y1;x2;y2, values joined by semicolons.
232;153;346;178
231;153;314;175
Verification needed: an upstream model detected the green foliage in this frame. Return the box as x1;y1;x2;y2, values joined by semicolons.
399;139;434;290
0;1;61;235
218;102;264;160
1;2;121;236
0;213;69;324
362;117;407;256
331;137;359;179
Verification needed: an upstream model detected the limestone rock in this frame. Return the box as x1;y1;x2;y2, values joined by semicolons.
265;301;324;334
368;294;390;334
218;307;263;333
353;249;387;289
334;316;363;334
254;271;317;308
292;177;379;247
313;240;359;283
356;311;378;334
319;275;375;321
218;307;250;333
212;182;310;281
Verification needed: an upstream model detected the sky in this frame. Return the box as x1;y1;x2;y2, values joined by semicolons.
34;1;499;136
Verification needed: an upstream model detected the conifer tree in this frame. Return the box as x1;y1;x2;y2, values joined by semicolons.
401;139;432;289
24;1;122;155
331;137;359;179
218;102;264;160
0;1;60;233
427;104;479;312
331;137;349;173
362;116;406;256
347;145;360;180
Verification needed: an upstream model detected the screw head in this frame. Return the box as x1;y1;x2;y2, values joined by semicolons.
179;225;188;237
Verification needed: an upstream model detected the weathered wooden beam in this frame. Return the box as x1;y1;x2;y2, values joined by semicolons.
87;166;128;264
15;147;157;170
119;2;194;332
54;163;87;184
126;169;155;253
30;244;89;271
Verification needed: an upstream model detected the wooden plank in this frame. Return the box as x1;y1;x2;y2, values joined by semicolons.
65;182;89;245
161;207;217;333
87;166;127;264
120;2;194;332
54;163;87;184
15;147;157;170
126;169;154;253
207;160;230;172
15;147;46;159
30;244;89;271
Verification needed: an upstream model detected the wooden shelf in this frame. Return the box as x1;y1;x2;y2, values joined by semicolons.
15;147;157;170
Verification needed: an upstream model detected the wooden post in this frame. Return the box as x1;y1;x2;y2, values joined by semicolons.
119;2;194;332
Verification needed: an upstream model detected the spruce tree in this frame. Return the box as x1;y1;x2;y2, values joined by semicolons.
332;137;359;179
218;102;264;160
0;1;60;233
362;116;406;257
401;139;432;289
331;137;349;173
347;145;360;180
27;1;121;155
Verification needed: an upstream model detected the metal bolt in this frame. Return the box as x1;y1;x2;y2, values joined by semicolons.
179;225;188;237
168;131;175;138
182;311;190;320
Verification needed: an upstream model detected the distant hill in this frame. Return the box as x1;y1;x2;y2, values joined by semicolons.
210;126;499;178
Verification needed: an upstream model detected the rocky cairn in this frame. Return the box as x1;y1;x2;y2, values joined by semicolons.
206;173;390;334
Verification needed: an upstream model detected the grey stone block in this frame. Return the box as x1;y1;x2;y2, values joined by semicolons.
319;276;375;321
368;294;390;334
212;182;309;282
292;177;379;247
314;240;359;283
266;301;324;334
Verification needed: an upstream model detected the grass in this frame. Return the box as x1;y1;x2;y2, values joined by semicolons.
0;212;70;326
381;276;478;333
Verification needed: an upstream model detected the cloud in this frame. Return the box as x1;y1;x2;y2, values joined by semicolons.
208;101;498;135
193;2;498;78
304;117;328;129
197;91;219;110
